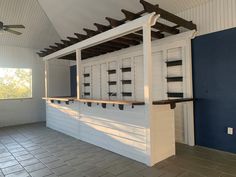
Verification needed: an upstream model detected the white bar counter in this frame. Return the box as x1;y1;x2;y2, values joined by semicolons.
44;98;175;166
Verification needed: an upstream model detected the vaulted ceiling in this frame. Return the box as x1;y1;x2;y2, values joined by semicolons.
0;0;210;50
0;0;60;50
38;0;210;39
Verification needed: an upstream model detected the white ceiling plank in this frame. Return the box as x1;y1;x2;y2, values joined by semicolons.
0;0;60;49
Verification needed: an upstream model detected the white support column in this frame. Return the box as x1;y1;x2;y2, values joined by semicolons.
143;14;160;166
45;61;49;98
143;23;154;166
76;49;82;99
184;33;196;146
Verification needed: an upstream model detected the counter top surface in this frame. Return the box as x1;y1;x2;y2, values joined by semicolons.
42;97;193;106
42;97;144;105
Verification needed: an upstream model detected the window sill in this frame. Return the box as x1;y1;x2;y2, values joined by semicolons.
0;98;33;101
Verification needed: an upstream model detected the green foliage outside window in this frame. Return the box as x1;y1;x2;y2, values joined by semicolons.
0;68;32;99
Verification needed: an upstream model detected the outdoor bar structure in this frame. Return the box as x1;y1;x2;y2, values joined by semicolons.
39;0;196;166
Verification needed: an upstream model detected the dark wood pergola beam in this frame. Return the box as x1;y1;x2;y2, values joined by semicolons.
94;22;164;39
67;37;80;43
55;43;67;48
94;23;110;32
75;32;128;49
58;52;98;60
58;53;77;60
121;9;179;34
83;29;138;46
106;17;164;39
106;17;143;41
140;0;197;30
44;48;56;53
49;45;60;51
83;48;106;56
61;39;73;46
84;28;140;46
38;0;196;58
37;52;45;57
69;34;123;50
74;33;88;40
40;50;52;56
75;32;126;51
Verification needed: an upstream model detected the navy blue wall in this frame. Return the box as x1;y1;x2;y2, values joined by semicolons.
70;65;77;97
192;28;236;153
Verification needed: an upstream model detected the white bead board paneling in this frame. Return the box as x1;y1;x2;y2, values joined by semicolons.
46;100;148;163
151;105;175;163
38;0;209;39
177;0;236;36
46;100;175;165
79;103;147;163
46;101;80;139
134;55;144;101
0;0;60;49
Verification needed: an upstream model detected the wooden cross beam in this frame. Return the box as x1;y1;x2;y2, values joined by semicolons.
140;0;197;30
121;9;179;34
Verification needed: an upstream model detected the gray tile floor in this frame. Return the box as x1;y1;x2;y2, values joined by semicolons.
0;123;236;177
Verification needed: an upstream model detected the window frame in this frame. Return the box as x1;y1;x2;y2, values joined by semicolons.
0;67;33;100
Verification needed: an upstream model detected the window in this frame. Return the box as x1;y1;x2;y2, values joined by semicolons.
0;68;32;99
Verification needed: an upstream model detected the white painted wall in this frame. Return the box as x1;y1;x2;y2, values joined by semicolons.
0;46;45;127
47;59;71;97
